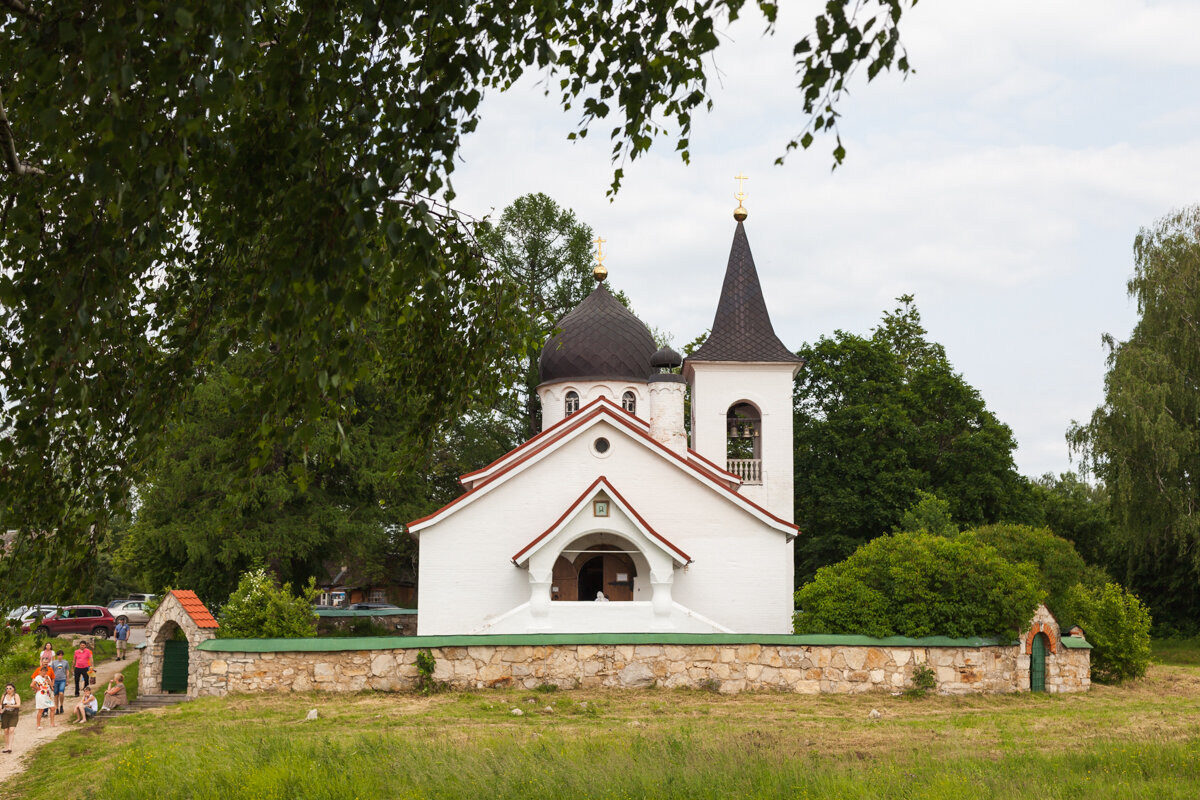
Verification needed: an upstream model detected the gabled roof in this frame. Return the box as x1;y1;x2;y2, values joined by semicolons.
170;590;219;629
687;221;803;364
459;396;740;491
407;396;798;538
511;476;692;565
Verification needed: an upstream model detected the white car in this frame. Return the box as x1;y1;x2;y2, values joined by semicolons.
5;604;57;624
109;600;151;625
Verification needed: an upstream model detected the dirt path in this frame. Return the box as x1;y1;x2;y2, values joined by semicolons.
0;652;139;785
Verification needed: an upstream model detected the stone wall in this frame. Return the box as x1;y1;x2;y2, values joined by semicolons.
192;639;1090;697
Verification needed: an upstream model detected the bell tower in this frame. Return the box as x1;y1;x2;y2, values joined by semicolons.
683;187;803;522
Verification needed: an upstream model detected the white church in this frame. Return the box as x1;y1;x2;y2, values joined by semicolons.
409;203;804;635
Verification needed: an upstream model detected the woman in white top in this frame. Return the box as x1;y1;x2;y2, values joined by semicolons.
1;683;20;753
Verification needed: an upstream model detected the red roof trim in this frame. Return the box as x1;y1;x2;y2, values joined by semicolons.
686;448;742;484
511;476;692;564
459;396;646;486
407;400;798;535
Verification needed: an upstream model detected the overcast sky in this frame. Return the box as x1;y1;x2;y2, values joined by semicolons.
449;0;1200;479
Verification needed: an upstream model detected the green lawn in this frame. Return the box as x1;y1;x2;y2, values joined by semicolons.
4;656;1200;800
1152;637;1200;667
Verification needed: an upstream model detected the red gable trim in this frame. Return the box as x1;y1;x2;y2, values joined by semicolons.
459;396;647;487
511;476;692;564
407;400;798;536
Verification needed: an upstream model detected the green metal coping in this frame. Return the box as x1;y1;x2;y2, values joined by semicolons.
315;608;418;618
197;631;1043;653
1059;637;1094;650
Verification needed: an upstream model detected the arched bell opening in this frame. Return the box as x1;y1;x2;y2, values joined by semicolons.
726;401;762;483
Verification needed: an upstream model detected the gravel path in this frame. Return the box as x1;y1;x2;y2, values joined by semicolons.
0;651;139;786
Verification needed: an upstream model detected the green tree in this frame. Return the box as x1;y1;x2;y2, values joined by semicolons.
1030;472;1114;572
118;352;453;605
216;568;320;639
1070;206;1200;634
479;193;598;437
0;1;915;608
793;296;1038;583
893;490;959;537
965;523;1108;628
793;531;1045;639
1061;582;1152;684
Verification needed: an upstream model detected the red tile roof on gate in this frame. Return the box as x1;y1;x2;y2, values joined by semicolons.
171;590;220;629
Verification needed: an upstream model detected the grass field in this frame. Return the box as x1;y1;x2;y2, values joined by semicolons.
3;641;1198;800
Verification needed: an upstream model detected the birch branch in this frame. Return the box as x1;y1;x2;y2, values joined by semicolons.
0;86;45;176
1;0;43;22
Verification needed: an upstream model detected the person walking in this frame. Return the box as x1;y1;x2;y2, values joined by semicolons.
72;642;93;697
114;620;129;660
1;684;19;753
50;650;69;715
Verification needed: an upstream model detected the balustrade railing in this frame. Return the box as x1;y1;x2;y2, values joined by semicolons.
726;458;763;484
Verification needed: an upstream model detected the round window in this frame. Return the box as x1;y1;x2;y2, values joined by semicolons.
593;437;611;455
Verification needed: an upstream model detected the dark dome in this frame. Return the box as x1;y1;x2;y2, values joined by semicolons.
539;284;657;385
650;346;683;370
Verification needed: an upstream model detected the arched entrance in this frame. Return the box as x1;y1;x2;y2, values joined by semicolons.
161;624;190;694
1030;632;1048;692
551;545;636;602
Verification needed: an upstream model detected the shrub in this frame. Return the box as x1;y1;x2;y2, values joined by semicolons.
966;524;1108;626
216;568;320;639
1063;582;1152;684
794;532;1044;639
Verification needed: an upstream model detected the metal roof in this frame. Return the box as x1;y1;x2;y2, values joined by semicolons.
538;284;657;385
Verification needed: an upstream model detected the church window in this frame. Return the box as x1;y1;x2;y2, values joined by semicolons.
593;437;610;455
565;391;580;416
622;391;637;414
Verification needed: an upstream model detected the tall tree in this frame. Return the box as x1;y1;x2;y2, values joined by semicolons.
793;296;1037;583
1070;206;1200;633
0;1;916;604
479;193;597;436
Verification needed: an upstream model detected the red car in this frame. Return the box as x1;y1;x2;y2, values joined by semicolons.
23;605;116;639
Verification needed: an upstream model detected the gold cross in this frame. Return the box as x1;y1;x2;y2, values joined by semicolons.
593;235;607;266
734;173;749;205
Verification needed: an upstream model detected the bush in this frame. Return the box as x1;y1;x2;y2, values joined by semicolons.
966;524;1108;627
1063;582;1152;684
794;532;1044;639
216;568;320;639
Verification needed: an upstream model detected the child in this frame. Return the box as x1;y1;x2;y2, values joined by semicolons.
50;650;69;715
32;673;54;730
71;687;98;724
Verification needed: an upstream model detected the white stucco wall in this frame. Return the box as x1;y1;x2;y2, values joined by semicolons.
416;417;795;635
687;362;798;523
538;381;648;430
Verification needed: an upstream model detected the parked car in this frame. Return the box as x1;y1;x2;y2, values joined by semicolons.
22;605;116;638
109;599;150;625
5;605;58;628
348;603;402;610
107;593;157;608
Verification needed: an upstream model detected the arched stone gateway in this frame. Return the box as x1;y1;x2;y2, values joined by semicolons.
139;591;219;698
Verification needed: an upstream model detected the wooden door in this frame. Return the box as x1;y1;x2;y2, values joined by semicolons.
551;557;578;601
602;554;634;601
1030;633;1047;693
162;639;189;693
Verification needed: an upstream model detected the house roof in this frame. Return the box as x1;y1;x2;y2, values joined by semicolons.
687;221;803;365
408;396;798;538
539;283;658;386
170;590;220;629
459;395;741;491
511;475;692;565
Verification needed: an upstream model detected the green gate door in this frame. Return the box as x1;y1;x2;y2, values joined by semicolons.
162;639;189;693
1030;633;1047;693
